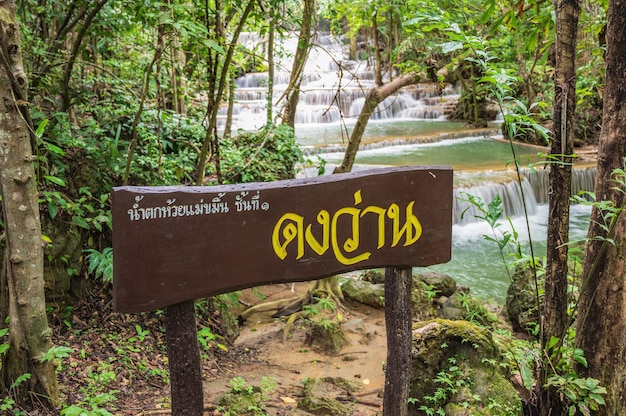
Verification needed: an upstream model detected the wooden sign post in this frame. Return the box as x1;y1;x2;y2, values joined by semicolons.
113;166;453;415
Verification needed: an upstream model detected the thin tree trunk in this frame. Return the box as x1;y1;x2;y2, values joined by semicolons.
279;0;315;128
540;1;579;414
0;2;59;407
59;0;108;112
372;13;382;86
266;22;275;127
333;72;419;174
195;0;255;185
576;2;626;414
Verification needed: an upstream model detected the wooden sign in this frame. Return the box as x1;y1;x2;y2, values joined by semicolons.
112;166;453;313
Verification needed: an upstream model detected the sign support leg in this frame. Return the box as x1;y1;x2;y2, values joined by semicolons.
383;266;413;416
164;300;204;415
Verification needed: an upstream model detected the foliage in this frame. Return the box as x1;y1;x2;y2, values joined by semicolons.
412;356;471;415
84;248;114;285
220;124;303;184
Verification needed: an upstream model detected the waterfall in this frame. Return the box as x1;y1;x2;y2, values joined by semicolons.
225;33;458;131
521;167;597;203
453;167;597;225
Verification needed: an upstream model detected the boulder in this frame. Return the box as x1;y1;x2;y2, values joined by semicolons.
415;271;457;297
409;319;521;415
297;376;363;415
341;278;385;308
505;266;540;335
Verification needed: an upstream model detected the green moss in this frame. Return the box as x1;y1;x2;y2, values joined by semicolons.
297;377;355;415
409;319;521;415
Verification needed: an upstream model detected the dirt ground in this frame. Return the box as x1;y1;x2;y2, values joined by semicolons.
53;281;388;415
205;281;388;415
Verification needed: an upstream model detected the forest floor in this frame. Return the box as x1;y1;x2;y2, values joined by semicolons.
52;281;388;415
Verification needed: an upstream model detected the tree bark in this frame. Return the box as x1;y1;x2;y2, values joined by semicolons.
575;1;626;414
164;301;204;415
371;13;382;86
195;0;255;185
383;267;413;416
0;1;59;407
333;72;419;174
279;0;315;128
540;1;579;414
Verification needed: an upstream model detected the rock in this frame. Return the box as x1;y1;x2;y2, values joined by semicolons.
505;266;540;335
360;269;385;284
409;319;521;415
305;321;349;355
341;279;385;308
442;292;499;327
415;270;457;297
297;376;363;415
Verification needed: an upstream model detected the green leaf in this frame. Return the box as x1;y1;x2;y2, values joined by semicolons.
72;217;90;230
44;142;65;155
546;336;560;350
440;41;463;54
35;118;49;138
44;175;66;187
520;362;534;390
48;203;59;219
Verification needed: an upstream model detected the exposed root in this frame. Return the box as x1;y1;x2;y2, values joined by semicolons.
239;276;347;342
238;295;302;321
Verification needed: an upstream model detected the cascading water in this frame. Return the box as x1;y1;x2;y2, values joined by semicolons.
229;32;460;131
231;32;596;302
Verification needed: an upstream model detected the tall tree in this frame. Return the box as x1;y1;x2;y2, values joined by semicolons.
0;0;59;408
279;0;316;128
576;1;626;414
540;0;579;414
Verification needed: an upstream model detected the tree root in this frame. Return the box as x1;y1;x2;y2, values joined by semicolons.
239;276;346;343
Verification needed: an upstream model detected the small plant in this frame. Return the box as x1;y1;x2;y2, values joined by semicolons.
197;326;228;352
84;247;113;284
413;356;471;415
218;376;277;416
61;360;119;415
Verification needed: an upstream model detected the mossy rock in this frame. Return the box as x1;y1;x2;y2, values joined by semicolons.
297;377;361;415
305;321;349;355
360;269;385;284
505;266;540;336
442;293;500;327
409;319;521;415
42;219;84;303
415;271;458;297
341;278;385;308
218;388;266;415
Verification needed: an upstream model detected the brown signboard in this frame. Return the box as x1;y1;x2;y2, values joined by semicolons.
113;166;453;313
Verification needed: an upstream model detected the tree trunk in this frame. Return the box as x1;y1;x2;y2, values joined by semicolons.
540;1;579;414
195;0;255;185
576;1;626;414
383;267;412;416
333;72;419;174
371;13;382;86
266;22;275;127
0;1;59;408
279;0;315;128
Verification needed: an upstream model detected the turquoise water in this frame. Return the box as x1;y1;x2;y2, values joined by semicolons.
318;135;544;172
296;119;471;148
304;132;592;303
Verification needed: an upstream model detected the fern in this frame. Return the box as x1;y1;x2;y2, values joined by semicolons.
84;247;113;284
